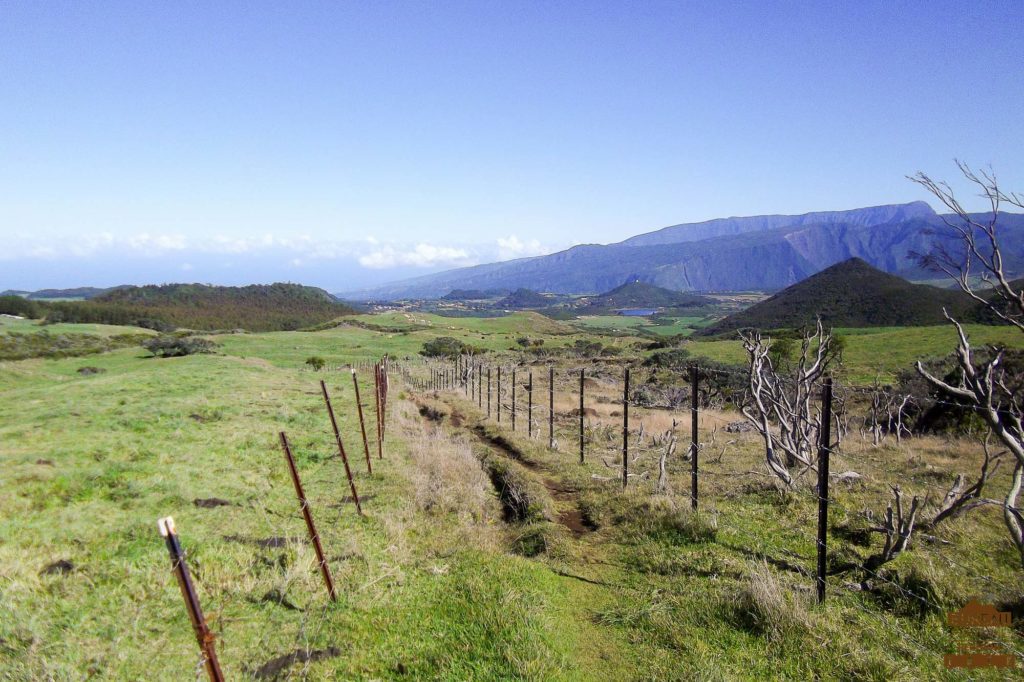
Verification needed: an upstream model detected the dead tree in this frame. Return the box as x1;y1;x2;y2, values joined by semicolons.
864;486;921;572
911;162;1024;567
740;321;835;487
657;436;677;493
862;436;1004;578
865;381;916;446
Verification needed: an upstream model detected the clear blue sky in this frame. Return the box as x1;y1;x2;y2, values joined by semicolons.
2;0;1022;290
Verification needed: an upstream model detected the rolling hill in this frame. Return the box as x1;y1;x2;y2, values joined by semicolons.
7;283;356;332
343;203;1024;300
496;288;553;309
697;258;980;335
581;281;713;310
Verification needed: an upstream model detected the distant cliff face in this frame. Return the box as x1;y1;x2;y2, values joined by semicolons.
343;203;1024;300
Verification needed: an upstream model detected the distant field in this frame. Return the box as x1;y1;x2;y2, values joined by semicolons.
688;323;1024;384
353;310;575;336
573;314;714;337
0;317;156;337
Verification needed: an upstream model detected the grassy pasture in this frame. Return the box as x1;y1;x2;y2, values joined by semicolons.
2;316;1023;679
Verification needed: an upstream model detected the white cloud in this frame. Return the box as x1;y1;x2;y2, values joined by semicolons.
2;230;553;272
497;235;547;260
359;243;475;269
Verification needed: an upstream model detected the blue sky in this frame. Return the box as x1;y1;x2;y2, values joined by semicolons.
2;1;1022;291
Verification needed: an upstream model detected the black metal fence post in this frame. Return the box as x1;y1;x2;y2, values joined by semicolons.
816;376;834;604
690;364;699;510
512;368;517;431
528;372;533;438
579;369;585;464
548;366;555;449
622;367;630;489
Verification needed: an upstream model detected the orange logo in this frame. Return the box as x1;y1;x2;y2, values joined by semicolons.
944;600;1017;670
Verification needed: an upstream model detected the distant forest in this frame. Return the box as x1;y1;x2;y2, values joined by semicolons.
0;283;356;332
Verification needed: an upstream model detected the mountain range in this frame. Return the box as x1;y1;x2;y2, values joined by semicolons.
343;202;1024;300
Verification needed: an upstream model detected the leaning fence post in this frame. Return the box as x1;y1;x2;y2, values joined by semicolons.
579;368;585;464
622;367;630;489
816;376;834;604
351;370;372;472
320;380;363;515
690;364;699;511
157;516;225;682
278;432;338;601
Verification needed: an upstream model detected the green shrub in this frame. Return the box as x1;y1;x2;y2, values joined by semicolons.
643;348;691;370
142;335;218;358
420;336;470;359
305;356;326;371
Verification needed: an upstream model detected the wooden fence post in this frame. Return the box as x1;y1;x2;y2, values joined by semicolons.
497;366;502;423
487;367;492;418
157;517;225;682
816;376;834;604
278;432;337;601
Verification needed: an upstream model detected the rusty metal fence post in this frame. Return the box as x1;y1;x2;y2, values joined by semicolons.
351;369;372;472
157;516;226;682
320;380;363;515
278;432;338;601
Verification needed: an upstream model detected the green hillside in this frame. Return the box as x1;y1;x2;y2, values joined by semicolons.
699;258;981;336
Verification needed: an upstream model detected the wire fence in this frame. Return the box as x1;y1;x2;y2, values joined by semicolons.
156;351;1023;679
